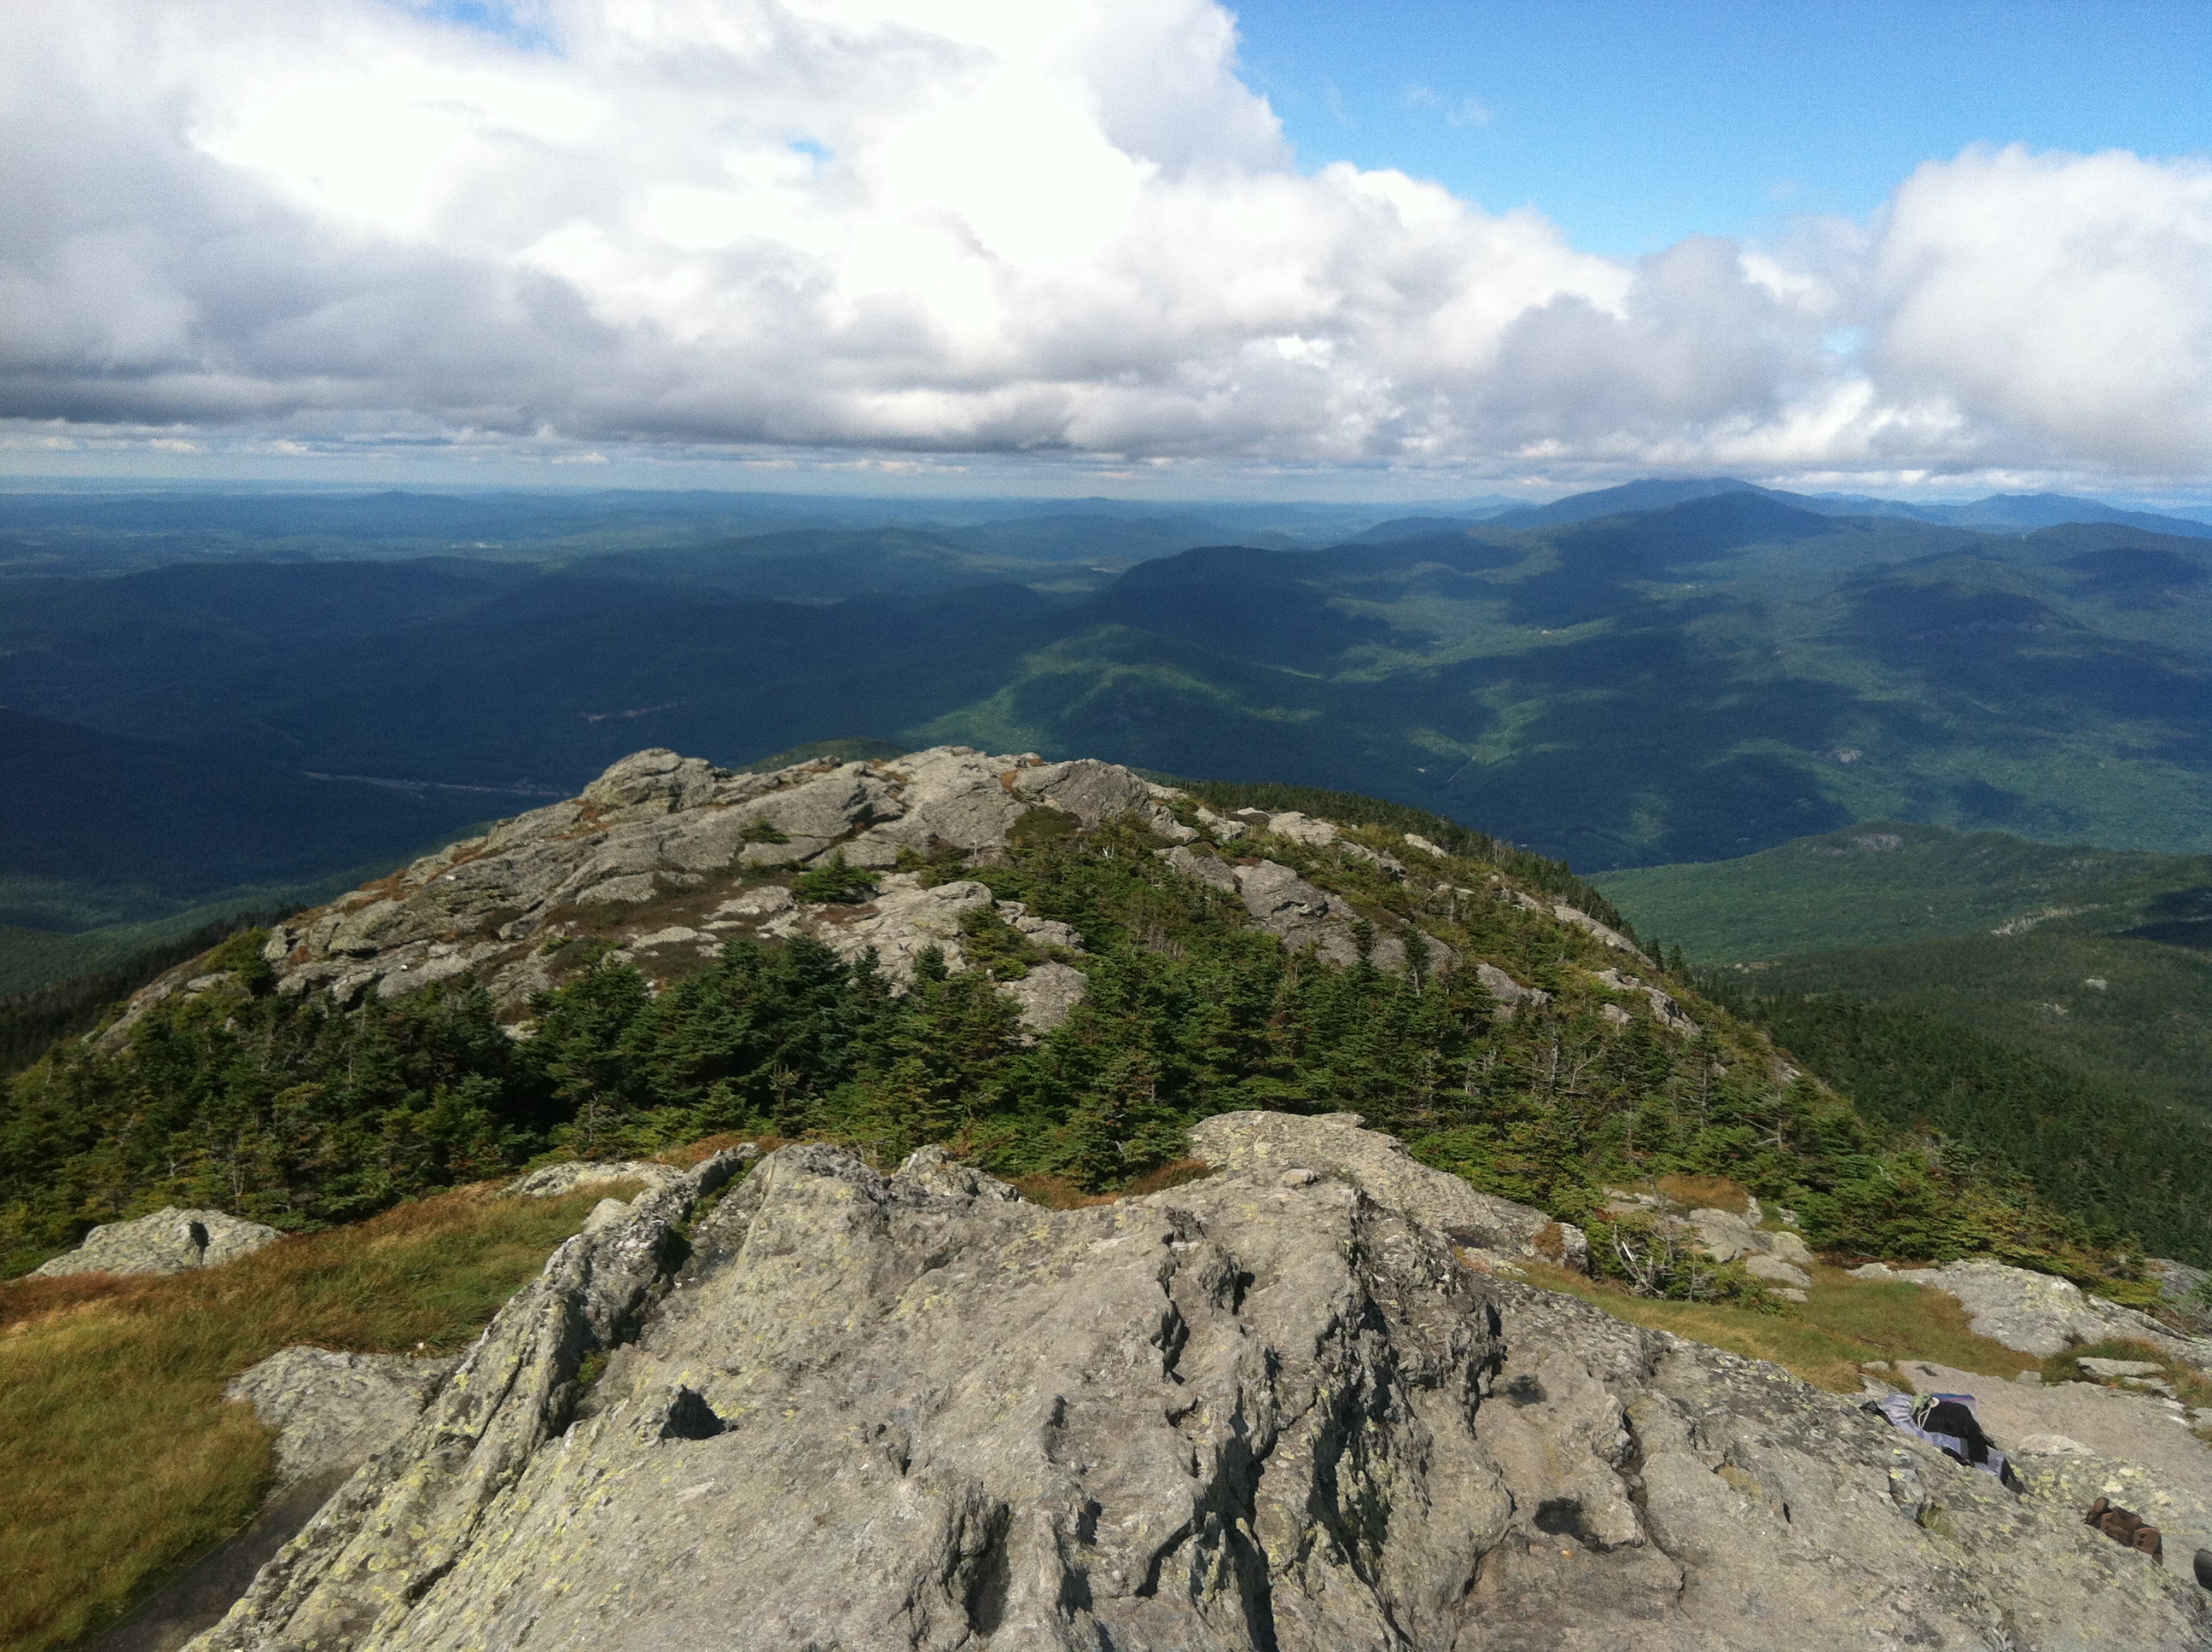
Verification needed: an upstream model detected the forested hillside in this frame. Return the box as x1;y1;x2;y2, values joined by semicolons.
1595;819;2212;963
1598;819;2212;1263
0;747;2170;1288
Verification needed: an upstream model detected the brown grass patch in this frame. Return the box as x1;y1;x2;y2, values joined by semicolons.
0;1185;608;1652
1512;1260;2038;1393
1650;1172;1754;1214
1007;1160;1219;1209
1123;1160;1217;1197
655;1132;788;1168
1008;1173;1115;1210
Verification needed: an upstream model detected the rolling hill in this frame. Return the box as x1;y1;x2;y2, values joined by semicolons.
6;481;2212;989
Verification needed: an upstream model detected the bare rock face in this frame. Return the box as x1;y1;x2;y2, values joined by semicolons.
997;958;1090;1032
1593;967;1701;1035
228;746;1186;1015
189;1119;2205;1652
1156;846;1454;978
225;1348;461;1490
1473;961;1551;1015
31;1206;281;1277
1187;1108;1589;1271
1897;1358;2212;1585
105;746;1507;1044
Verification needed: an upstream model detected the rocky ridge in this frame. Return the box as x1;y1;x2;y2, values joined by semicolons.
189;1112;2208;1651
106;745;1657;1044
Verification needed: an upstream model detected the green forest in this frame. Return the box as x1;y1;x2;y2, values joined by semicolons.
1710;983;2212;1262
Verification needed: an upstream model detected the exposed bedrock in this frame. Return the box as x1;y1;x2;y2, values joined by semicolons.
190;1120;2207;1651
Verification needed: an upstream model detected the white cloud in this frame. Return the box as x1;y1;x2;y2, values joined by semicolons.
1867;144;2212;474
0;3;2208;485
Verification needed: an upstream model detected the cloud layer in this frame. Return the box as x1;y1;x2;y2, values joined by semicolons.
3;0;2209;483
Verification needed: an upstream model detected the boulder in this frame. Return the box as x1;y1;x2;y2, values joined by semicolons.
579;1197;634;1235
1681;1207;1815;1280
504;1160;684;1198
1257;810;1339;847
1593;966;1701;1035
1229;859;1360;959
996;959;1088;1032
1864;1259;2212;1368
224;1347;459;1490
758;875;1091;990
187;1121;2208;1651
1474;960;1551;1012
1185;1109;1587;1269
1743;1254;1814;1289
800;875;997;978
2081;1358;2167;1380
1158;844;1239;893
32;1207;282;1277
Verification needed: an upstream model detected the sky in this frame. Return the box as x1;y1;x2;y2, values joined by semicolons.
3;0;2209;502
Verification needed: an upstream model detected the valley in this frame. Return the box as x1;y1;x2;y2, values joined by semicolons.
1598;818;2212;1260
4;478;2212;1008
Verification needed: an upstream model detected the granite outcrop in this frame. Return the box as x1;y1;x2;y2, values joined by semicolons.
1853;1259;2212;1372
32;1207;282;1278
189;1114;2208;1651
106;746;1580;1051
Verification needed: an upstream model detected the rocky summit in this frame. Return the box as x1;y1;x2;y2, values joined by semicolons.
110;743;1584;1042
190;1113;2204;1652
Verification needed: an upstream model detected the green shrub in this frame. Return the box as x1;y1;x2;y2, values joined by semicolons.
791;852;876;905
1586;1213;1775;1307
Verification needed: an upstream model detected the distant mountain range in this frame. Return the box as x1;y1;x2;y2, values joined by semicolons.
4;476;2212;985
5;477;2205;581
1354;476;2212;539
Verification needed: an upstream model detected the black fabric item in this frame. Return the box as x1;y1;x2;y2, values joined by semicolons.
1918;1399;1995;1465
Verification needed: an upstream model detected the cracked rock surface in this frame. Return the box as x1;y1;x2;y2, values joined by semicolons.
225;1348;462;1491
189;1118;2206;1652
111;747;1183;1028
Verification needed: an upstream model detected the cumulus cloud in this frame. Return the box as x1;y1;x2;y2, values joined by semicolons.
1868;145;2212;474
1;1;2208;483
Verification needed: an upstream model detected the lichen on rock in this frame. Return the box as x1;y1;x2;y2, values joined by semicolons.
31;1206;281;1278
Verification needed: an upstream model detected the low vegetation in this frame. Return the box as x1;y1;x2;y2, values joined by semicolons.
0;1184;612;1652
1526;1260;2040;1393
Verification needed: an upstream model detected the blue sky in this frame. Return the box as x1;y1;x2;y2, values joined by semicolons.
6;0;2212;498
412;0;2212;255
1234;0;2212;254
